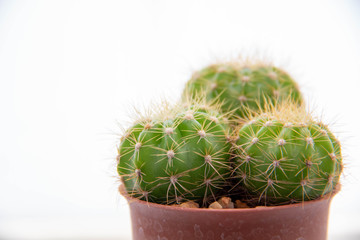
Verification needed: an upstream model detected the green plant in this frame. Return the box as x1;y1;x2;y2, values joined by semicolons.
183;61;303;119
232;102;342;204
117;102;232;205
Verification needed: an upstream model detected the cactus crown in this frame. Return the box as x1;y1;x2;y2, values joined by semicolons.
183;58;303;120
232;101;342;205
237;98;312;124
117;99;232;205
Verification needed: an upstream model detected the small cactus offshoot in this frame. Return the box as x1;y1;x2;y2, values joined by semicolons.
117;101;232;205
232;102;343;204
183;60;303;119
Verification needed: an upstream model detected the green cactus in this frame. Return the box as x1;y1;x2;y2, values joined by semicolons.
117;103;232;205
183;61;303;119
232;103;342;204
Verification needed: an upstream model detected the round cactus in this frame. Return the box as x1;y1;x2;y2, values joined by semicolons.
183;61;303;119
117;103;232;205
232;103;342;204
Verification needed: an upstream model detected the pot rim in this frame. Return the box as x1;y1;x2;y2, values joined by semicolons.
120;184;340;213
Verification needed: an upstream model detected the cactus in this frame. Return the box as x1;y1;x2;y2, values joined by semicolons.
183;61;303;119
232;102;342;204
117;102;232;205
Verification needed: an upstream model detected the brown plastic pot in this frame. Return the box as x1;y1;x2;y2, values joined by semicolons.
125;193;337;240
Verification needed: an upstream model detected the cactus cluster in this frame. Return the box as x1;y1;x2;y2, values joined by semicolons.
117;59;343;206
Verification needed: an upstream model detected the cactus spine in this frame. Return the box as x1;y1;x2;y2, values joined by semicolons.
117;102;232;205
232;103;342;204
183;61;303;119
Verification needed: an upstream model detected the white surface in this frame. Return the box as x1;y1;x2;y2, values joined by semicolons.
0;0;359;239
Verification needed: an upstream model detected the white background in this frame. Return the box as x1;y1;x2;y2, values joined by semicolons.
0;0;359;239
